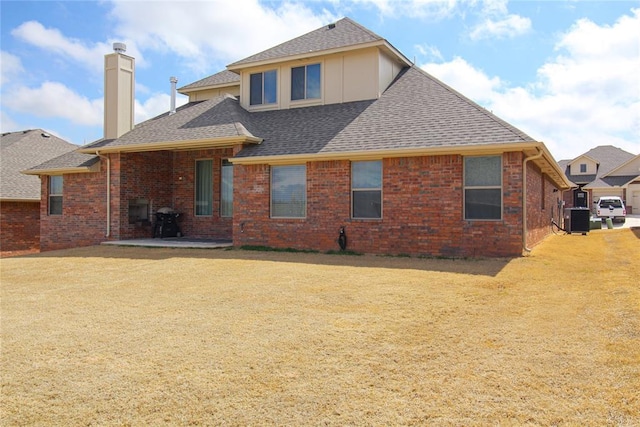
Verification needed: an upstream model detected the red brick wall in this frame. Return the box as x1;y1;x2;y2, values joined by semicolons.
40;166;108;252
171;148;235;240
525;161;563;249
1;201;40;251
233;153;528;258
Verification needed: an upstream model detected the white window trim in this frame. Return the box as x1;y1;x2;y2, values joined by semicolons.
270;165;307;219
463;155;503;221
195;158;214;217
290;62;322;103
351;160;383;220
49;175;63;216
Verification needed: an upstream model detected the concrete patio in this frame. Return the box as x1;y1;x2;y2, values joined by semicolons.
101;238;233;249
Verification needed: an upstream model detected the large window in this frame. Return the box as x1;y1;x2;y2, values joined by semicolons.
291;63;320;101
464;156;502;220
250;70;277;106
352;161;382;219
49;175;63;215
221;159;233;217
195;159;213;216
271;165;306;218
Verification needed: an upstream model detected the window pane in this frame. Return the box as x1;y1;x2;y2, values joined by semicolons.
353;190;382;219
272;165;306;218
221;160;233;217
465;189;501;220
250;73;263;105
291;66;305;100
49;195;62;215
464;156;501;186
195;160;213;216
306;63;321;99
50;176;63;194
352;161;382;189
263;70;277;104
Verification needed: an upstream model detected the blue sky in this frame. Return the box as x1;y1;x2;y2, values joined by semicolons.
1;0;638;161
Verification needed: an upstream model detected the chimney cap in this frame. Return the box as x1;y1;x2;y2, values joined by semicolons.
113;42;127;53
170;76;178;83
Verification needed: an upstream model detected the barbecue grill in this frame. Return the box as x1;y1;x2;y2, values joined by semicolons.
153;207;182;238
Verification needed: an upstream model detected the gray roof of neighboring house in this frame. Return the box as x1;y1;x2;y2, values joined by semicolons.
228;17;386;68
0;129;77;200
77;66;535;159
560;145;637;188
178;70;240;92
26;150;100;172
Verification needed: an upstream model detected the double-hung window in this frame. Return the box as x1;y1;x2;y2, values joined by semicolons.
49;175;63;215
271;165;306;218
250;70;277;106
464;156;502;220
291;63;320;101
195;159;213;216
220;159;233;217
352;161;382;219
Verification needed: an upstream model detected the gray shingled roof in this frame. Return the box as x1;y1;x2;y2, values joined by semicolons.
83;95;256;151
178;70;240;92
228;17;384;68
79;66;535;159
0;130;77;200
560;145;637;189
25;150;100;173
236;66;535;158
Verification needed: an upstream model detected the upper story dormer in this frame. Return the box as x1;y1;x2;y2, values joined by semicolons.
568;154;599;176
178;18;411;110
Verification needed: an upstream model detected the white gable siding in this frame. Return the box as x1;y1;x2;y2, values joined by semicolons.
569;157;598;175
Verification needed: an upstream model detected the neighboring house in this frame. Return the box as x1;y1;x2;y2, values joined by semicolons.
1;130;77;251
559;145;640;214
25;18;571;257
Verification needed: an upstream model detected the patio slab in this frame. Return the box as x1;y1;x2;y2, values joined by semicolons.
101;238;233;249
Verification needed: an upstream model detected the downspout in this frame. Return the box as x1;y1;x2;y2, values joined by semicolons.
522;148;544;253
97;151;111;238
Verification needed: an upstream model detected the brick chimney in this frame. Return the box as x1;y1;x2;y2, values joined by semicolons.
104;43;135;139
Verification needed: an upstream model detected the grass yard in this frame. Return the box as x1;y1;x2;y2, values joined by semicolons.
1;228;639;425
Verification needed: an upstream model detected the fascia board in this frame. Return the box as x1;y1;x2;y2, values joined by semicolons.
78;136;262;154
227;40;412;72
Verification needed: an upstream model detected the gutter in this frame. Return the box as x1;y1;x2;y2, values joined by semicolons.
522;148;544;253
96;151;111;238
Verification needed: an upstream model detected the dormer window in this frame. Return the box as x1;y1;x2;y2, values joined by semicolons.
250;70;277;106
291;63;321;100
580;163;587;173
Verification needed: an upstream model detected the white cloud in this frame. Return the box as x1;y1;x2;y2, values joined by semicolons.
10;20;147;72
422;8;640;160
469;14;531;40
348;0;461;19
0;51;24;87
6;81;103;126
135;93;189;124
109;0;337;73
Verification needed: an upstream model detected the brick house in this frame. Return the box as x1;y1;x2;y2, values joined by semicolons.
559;146;640;214
26;18;571;257
1;129;76;251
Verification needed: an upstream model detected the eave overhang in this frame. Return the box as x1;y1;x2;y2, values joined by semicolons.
21;163;101;176
231;141;572;190
178;81;240;95
78;136;263;154
227;40;412;72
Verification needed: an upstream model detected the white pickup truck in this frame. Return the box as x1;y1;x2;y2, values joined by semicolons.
594;196;626;223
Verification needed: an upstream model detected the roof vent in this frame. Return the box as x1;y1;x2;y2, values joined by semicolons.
328;23;336;29
113;42;126;54
41;132;51;138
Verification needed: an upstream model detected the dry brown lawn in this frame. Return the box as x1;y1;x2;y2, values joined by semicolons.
1;229;639;426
